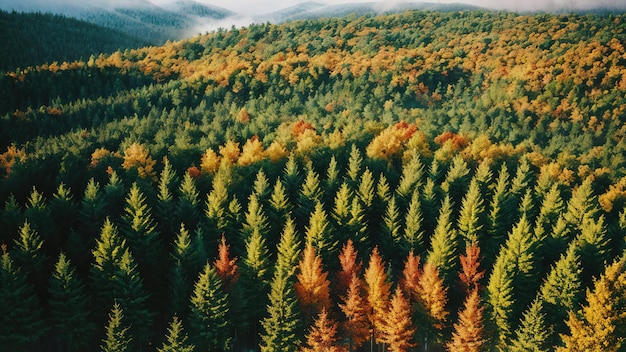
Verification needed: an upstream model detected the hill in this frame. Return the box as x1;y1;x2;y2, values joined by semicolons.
0;10;149;71
1;10;626;352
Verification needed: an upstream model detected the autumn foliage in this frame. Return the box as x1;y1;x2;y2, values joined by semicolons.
366;121;418;161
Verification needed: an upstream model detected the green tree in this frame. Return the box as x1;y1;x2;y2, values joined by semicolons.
486;249;515;351
458;178;486;244
156;157;179;237
0;248;45;350
509;299;550;352
158;315;195;352
380;195;405;261
12;220;49;297
176;172;201;230
305;201;337;264
101;302;131;352
188;263;231;351
441;155;470;207
403;189;424;256
426;195;459;286
49;253;95;351
269;178;293;227
396;149;424;201
297;164;324;222
346;144;363;185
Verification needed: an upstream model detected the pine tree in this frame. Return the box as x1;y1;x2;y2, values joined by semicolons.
302;308;343;352
380;195;405;261
564;177;600;231
90;218;126;318
346;144;363;185
0;247;45;350
377;173;392;203
156;157;179;238
418;262;449;349
189;263;231;351
421;178;440;235
485;164;511;267
509;299;550;352
558;255;626;352
348;196;369;254
79;178;107;251
12;220;49;298
50;183;79;241
447;289;486;352
332;182;353;244
103;170;126;220
486;251;515;350
253;168;272;202
396;149;424;201
426;195;459;286
336;239;362;296
169;223;203;318
24;186;55;243
403;189;424;255
295;243;331;326
283;154;302;203
297;163;324;221
325;155;340;198
101;302;131;352
338;274;369;352
575;215;611;284
260;218;303;352
364;247;392;347
305;201;337;263
538;245;583;346
49;253;95;351
441;155;470;207
380;287;417;352
241;192;269;240
269;178;293;226
1;195;22;247
176;172;201;231
458;178;486;244
459;242;485;292
358;168;375;210
158;315;195;352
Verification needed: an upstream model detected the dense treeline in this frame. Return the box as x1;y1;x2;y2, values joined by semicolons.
1;9;626;352
0;10;148;72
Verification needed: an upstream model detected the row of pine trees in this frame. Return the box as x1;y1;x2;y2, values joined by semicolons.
2;140;625;351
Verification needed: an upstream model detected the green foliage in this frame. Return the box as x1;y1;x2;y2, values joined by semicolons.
158;316;195;352
101;302;131;352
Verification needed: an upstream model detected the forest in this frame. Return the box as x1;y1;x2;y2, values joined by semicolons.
1;9;626;352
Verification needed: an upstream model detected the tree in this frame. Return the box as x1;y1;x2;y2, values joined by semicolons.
558;255;626;352
298;164;323;220
48;253;95;351
364;247;391;347
458;178;486;244
426;195;459;286
121;142;156;179
158;315;195;352
338;273;370;352
380;195;405;260
176;172;201;231
447;289;486;352
403;189;424;255
305;201;337;263
0;247;45;350
396;150;424;200
459;242;485;292
90;218;126;318
336;239;362;296
509;299;550;352
295;243;331;325
380;287;417;352
188;263;231;351
346;144;363;185
214;234;238;292
12;220;49;298
101;302;131;352
417;262;449;349
156;157;179;238
486;251;515;350
302;308;343;352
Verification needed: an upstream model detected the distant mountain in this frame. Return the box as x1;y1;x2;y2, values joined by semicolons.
0;10;149;71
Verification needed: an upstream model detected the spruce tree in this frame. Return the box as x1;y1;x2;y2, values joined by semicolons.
332;182;353;244
50;183;79;241
268;178;293;227
380;194;405;261
441;155;470;207
176;172;201;231
103;170;126;221
396;149;424;201
364;247;392;348
0;248;45;350
12;220;49;298
49;253;95;351
297;164;324;223
458;178;486;244
447;289;486;352
305;201;337;264
158;315;195;352
24;186;55;244
295;243;331;326
101;302;131;352
403;189;424;256
346;144;363;185
509;299;550;352
486;251;515;350
426;195;459;286
188;263;231;351
156;157;179;238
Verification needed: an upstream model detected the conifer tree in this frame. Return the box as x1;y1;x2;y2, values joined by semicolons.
204;173;230;233
486;251;515;350
269;178;293;226
377;173;392;203
538;245;582;346
332;182;353;242
0;247;45;350
396;149;424;201
564;177;600;231
50;182;79;241
158;315;195;352
169;223;203;318
325;155;341;201
253;168;272;202
241;192;269;240
24;186;55;242
417;262;449;349
90;218;126;317
346;144;363;185
298;164;324;222
364;247;391;347
295;243;331;326
447;289;486;352
12;220;49;297
400;250;421;303
283;154;302;203
1;195;22;246
338;274;369;352
302;308;343;352
79;178;107;242
485;164;511;266
156;157;179;237
459;242;485;292
575;215;611;284
458;178;485;244
421;178;440;235
214;234;239;292
358;168;375;210
441;155;470;207
380;287;417;352
509;157;534;202
348;196;369;254
403;189;424;255
49;253;95;351
101;302;131;352
336;239;362;296
103;170;126;221
426;195;459;286
260;218;303;352
176;172;201;231
509;299;550;352
305;201;337;263
381;194;405;261
559;255;626;352
189;263;231;351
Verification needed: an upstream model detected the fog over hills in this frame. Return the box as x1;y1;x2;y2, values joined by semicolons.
1;0;625;43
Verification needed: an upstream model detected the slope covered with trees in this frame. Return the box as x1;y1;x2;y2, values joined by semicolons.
0;10;149;71
1;9;626;352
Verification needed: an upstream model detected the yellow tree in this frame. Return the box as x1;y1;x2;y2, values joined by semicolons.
380;287;417;352
364;247;391;347
295;243;331;326
122;143;156;179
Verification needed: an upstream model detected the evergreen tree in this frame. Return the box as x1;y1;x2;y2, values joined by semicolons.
421;178;440;236
101;302;131;352
336;239;362;296
305;201;337;264
459;242;485;292
348;196;369;254
564;177;600;231
50;183;79;241
447;289;486;352
346;144;363;185
176;172;201;231
485;164;511;267
158;315;195;352
426;195;459;286
188;263;231;351
156;157;179;238
558;255;626;352
283;154;302;204
79;178;107;248
268;178;292;227
103;170;126;221
297;164;324;223
509;299;550;352
380;287;417;352
24;186;55;243
380;195;405;261
214;234;239;292
332;182;353;244
376;173;392;204
0;247;45;350
458;178;486;244
1;195;22;247
396;149;424;201
302;308;342;352
417;262;449;349
169;223;203;318
12;220;49;297
486;251;515;351
325;155;340;198
403;189;424;256
48;253;95;351
575;215;611;284
253;168;272;202
358;168;375;210
441;155;470;207
538;245;583;346
275;217;301;278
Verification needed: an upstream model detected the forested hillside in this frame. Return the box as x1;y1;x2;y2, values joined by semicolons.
0;11;149;71
1;10;626;352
